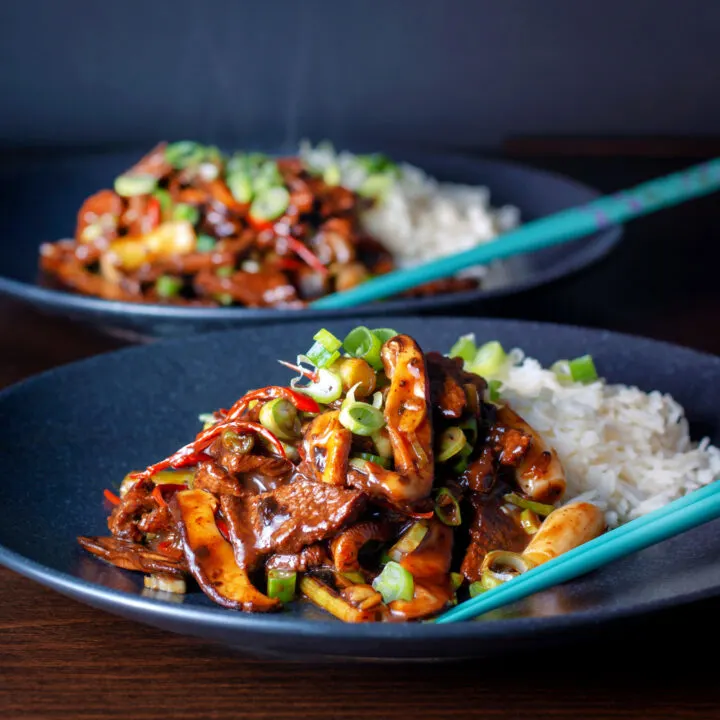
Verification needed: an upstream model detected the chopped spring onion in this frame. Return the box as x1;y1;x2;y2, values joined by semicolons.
227;172;254;203
114;173;157;197
371;327;399;344
437;427;468;463
267;569;297;603
198;412;218;427
520;508;542;535
452;443;473;474
305;345;340;369
358;173;394;199
323;163;341;186
152;188;173;215
222;430;255;455
569;354;598;384
155;275;183;298
172;202;200;225
504;492;555;517
343;326;384;370
388;521;428;562
215;293;233;306
216;265;234;278
450;572;464;591
372;561;414;604
371;392;383;409
196;234;217;252
280;441;300;462
339;400;385;436
459;416;478;445
480;550;536;590
354;452;391;469
434;487;462;527
550;359;573;385
487;379;503;403
291;366;343;403
468;340;507;378
339;384;385;436
449;334;477;364
259;398;300;440
144;574;187;594
164;141;207;168
313;328;343;352
371;429;392;459
469;581;486;598
249;186;290;221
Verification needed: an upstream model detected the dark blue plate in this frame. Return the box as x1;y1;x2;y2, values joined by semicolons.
0;149;621;339
0;317;718;660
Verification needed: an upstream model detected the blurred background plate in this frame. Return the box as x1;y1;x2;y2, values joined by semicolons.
0;148;621;339
0;316;718;661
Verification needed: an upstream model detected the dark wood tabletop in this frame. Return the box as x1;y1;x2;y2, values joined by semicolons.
1;152;719;719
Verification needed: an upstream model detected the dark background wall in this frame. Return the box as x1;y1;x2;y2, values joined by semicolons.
1;0;717;153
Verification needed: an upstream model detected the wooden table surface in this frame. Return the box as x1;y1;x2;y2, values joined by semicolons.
1;154;720;719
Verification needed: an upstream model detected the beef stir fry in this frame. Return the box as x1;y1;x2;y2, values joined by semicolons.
39;142;477;307
79;327;605;622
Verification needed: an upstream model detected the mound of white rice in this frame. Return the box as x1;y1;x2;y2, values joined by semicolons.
496;349;720;526
298;141;519;271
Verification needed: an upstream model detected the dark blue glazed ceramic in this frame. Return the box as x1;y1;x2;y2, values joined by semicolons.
0;150;621;339
1;317;717;660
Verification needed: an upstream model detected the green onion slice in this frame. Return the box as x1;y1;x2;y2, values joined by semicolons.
172;203;200;225
468;340;507;378
452;443;474;474
227;172;254;203
291;366;343;404
569;354;598;384
164;141;207;169
371;430;393;459
480;550;536;590
520;508;541;535
221;430;254;455
371;561;414;604
155;275;183;298
323;163;341;186
388;522;428;562
449;334;477;364
487;379;503;403
114;173;157;197
196;234;217;252
353;452;391;469
469;581;486;598
434;487;462;527
343;326;384;370
437;427;468;463
358;173;394;200
306;342;340;369
504;492;555;517
550;359;573;385
313;328;343;352
458;416;478;445
249;186;290;221
259;398;300;440
152;188;173;215
339;399;385;436
450;572;464;591
267;569;297;603
371;328;399;344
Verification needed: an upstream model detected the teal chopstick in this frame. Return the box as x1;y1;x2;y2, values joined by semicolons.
311;158;720;309
434;480;720;623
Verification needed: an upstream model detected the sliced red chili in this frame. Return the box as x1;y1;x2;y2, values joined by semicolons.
286;237;328;276
146;196;161;230
103;489;121;506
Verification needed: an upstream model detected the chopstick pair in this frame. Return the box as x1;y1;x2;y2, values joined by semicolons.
311;158;720;309
434;480;720;623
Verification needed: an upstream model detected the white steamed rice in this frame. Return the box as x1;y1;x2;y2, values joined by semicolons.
495;348;720;526
298;141;519;271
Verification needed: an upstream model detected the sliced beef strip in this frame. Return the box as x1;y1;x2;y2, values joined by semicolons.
108;477;172;542
460;489;530;581
220;478;365;569
77;536;187;577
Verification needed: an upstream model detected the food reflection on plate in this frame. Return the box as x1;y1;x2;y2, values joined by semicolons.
77;325;720;622
38;141;518;308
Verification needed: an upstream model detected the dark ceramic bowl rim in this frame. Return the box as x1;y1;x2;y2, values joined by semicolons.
0;153;623;323
1;317;718;643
